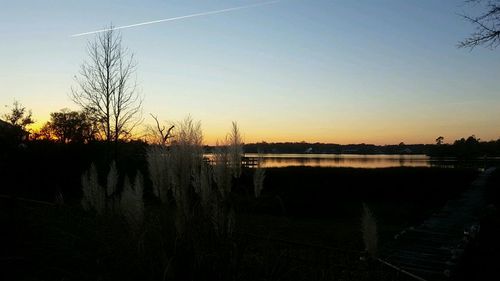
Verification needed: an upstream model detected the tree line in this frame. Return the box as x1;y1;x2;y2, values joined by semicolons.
242;138;500;158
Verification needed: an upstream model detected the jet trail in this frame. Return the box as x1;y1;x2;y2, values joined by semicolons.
71;0;281;37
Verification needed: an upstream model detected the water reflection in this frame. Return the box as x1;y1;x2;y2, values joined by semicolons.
201;153;500;168
240;154;427;168
239;154;497;169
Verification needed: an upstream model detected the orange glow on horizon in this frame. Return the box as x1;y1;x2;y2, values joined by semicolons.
24;117;499;146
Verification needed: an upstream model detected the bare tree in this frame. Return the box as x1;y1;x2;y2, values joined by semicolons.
459;0;500;49
71;26;142;144
149;114;174;146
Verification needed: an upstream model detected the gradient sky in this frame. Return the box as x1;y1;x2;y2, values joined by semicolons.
1;0;499;145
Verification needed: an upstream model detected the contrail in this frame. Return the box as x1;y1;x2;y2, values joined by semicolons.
71;0;281;37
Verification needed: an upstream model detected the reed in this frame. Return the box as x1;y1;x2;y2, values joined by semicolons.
361;203;378;258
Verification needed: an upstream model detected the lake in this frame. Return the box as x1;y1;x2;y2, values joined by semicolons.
242;153;495;169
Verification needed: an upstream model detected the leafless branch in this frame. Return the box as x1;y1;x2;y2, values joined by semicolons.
150;114;174;145
459;0;500;49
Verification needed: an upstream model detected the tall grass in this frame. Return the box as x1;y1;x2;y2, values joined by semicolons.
253;155;266;198
143;117;245;279
228;121;243;178
120;172;144;232
146;144;169;203
81;161;145;230
106;160;118;197
145;117;243;237
212;141;232;199
81;163;105;214
79;118;248;280
147;116;204;234
361;203;378;258
106;160;119;211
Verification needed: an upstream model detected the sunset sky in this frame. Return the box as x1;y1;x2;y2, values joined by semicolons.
1;0;499;145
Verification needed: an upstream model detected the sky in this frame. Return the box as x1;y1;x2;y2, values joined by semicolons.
1;0;499;145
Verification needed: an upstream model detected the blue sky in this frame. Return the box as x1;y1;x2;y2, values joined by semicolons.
1;0;499;144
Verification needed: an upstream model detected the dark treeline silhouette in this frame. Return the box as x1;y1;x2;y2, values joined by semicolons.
243;136;500;158
243;142;428;155
428;135;500;158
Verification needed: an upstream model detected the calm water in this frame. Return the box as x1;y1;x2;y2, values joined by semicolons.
242;154;488;169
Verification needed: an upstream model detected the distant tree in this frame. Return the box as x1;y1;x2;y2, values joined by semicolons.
31;123;54;141
44;109;96;143
466;135;481;145
71;26;142;145
453;135;482;158
459;0;500;49
1;101;34;143
436;136;444;145
2;100;34;131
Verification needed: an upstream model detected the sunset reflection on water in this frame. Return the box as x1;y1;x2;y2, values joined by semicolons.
242;154;449;168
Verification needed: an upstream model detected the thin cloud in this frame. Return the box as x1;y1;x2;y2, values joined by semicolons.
71;0;281;37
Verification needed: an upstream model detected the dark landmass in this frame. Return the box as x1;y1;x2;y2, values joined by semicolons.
242;136;500;158
243;142;429;155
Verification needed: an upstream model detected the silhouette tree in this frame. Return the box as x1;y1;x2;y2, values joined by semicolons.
71;26;142;145
459;0;500;49
1;101;34;143
436;136;444;145
2;100;34;131
453;135;482;158
44;109;96;143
